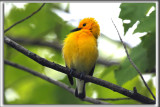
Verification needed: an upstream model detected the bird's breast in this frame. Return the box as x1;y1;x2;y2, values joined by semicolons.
63;30;98;73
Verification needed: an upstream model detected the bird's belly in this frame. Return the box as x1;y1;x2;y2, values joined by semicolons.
72;43;98;74
73;54;96;74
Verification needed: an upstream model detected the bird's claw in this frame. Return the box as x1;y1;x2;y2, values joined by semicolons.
69;68;75;75
80;72;85;81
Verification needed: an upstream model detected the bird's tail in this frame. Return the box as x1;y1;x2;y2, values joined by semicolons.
75;79;86;99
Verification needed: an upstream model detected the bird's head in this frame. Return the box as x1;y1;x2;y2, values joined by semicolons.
71;18;100;39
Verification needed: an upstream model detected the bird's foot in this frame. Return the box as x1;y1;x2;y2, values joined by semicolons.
69;68;75;75
79;72;85;81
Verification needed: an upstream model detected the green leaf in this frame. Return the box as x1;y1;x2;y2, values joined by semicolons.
134;11;155;33
141;32;155;71
119;3;155;34
64;3;70;13
144;78;156;100
114;43;149;86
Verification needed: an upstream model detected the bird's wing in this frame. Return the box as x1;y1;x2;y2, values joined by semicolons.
66;66;74;85
88;64;95;76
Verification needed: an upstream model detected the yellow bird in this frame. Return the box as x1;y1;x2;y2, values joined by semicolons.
62;17;100;99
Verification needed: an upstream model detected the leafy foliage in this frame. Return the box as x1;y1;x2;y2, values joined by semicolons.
119;3;155;34
5;3;73;40
115;3;156;85
115;44;148;85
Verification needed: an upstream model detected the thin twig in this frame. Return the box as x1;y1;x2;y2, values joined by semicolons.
7;36;120;67
4;36;155;104
96;98;131;101
4;3;46;33
111;19;156;100
4;60;109;104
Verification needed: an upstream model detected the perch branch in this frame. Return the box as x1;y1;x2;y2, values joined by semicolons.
4;36;155;104
4;60;109;104
111;19;156;100
4;3;45;33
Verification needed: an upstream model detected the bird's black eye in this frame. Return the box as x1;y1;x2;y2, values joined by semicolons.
83;23;86;26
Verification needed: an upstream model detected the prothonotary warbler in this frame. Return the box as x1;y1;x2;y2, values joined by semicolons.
62;17;100;99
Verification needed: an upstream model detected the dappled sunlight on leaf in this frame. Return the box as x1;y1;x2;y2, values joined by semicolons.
91;90;98;98
44;32;57;42
37;48;55;60
44;67;66;81
5;88;20;102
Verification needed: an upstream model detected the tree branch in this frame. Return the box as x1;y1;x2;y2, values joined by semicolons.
111;19;156;100
4;3;46;33
96;97;131;101
7;36;120;67
4;36;155;104
4;60;109;104
8;36;62;51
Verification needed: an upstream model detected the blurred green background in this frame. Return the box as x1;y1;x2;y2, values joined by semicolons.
4;3;156;104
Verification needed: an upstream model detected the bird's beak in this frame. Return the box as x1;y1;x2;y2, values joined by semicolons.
70;28;81;32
